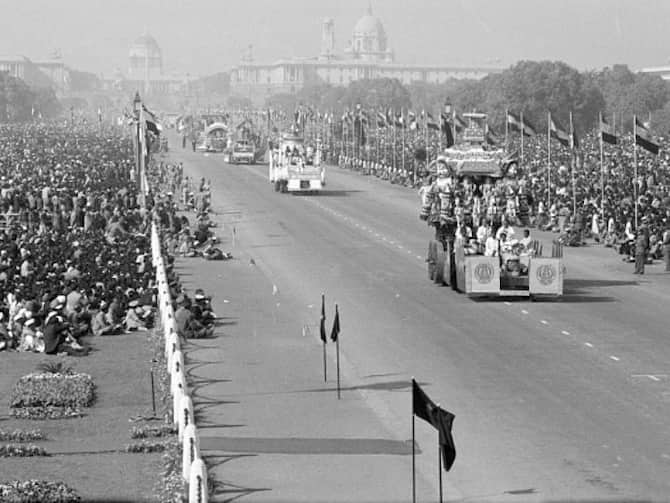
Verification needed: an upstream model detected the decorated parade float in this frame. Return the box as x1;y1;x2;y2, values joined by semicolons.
422;113;563;298
269;126;325;193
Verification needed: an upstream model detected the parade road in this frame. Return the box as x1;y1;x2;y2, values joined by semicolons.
169;141;670;502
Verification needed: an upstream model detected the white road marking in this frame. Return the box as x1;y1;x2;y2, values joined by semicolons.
407;250;412;254
649;375;661;382
521;309;529;314
504;301;512;306
585;342;594;348
416;255;423;259
610;356;620;361
561;330;570;335
540;320;549;325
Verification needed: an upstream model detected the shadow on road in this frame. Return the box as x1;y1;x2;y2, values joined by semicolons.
300;379;427;393
200;436;417;456
564;278;638;288
294;189;365;197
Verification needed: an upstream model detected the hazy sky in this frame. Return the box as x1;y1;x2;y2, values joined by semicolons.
2;0;670;77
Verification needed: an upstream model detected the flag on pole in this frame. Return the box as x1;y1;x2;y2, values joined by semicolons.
600;115;618;145
454;114;468;133
440;112;454;147
635;117;659;155
412;379;456;471
142;105;162;135
330;304;340;342
320;295;327;343
507;111;536;136
549;115;570;147
569;112;579;150
377;111;387;128
408;111;418;131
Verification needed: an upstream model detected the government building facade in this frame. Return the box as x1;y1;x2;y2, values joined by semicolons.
230;7;501;105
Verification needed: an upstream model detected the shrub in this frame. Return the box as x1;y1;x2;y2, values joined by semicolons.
155;440;187;503
125;440;171;453
35;361;74;375
130;424;177;439
9;406;83;420
0;480;80;502
0;429;45;442
10;373;95;409
0;444;49;457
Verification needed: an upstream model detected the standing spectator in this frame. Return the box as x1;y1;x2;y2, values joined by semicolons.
634;218;650;274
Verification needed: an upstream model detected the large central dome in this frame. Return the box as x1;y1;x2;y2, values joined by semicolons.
354;10;385;36
347;5;391;61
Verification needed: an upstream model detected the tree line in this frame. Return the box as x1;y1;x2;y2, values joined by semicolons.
0;72;62;122
253;61;670;136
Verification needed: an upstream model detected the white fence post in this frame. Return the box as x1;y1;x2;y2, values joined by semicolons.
188;457;208;503
178;388;194;441
182;423;200;480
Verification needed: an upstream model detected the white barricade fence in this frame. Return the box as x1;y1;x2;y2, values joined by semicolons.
179;394;195;442
189;457;208;503
182;423;201;480
151;220;208;502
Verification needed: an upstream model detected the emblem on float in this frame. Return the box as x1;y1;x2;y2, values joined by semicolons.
474;262;494;284
536;264;556;285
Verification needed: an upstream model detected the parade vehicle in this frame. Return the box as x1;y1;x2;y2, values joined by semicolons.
230;139;256;164
204;122;228;153
269;131;325;193
422;113;563;298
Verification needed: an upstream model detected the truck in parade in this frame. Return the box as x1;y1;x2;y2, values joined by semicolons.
269;129;325;193
422;113;564;298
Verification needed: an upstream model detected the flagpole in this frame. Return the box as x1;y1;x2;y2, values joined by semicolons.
504;107;509;152
547;112;552;210
321;293;327;382
335;331;340;400
633;115;638;229
411;376;416;503
520;111;525;169
402;109;406;176
570;111;576;218
437;403;444;503
393;109;397;173
598;112;605;217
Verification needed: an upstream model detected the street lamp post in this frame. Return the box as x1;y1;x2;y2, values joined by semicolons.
133;91;146;207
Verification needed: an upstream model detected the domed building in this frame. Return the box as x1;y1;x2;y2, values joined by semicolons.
230;6;500;105
128;32;163;80
344;6;392;62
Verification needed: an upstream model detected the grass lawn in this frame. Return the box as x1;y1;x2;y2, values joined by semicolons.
0;331;168;503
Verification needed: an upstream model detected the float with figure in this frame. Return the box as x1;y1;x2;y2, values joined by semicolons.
421;112;563;298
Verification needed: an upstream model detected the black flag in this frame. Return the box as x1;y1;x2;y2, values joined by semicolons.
412;379;456;471
330;304;340;342
320;294;327;343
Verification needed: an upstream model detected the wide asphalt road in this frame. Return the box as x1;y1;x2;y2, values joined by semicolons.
169;141;670;502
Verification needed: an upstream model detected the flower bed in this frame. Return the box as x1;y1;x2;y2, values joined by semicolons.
131;423;178;439
126;440;172;453
9;406;84;420
10;373;95;408
0;429;45;442
155;440;187;503
0;480;80;502
0;444;49;457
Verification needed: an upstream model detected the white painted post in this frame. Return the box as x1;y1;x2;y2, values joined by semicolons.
182;423;200;480
188;457;208;503
172;383;184;425
178;391;194;441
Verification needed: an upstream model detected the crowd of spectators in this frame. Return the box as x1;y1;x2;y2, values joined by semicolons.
0;123;156;353
335;126;670;258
